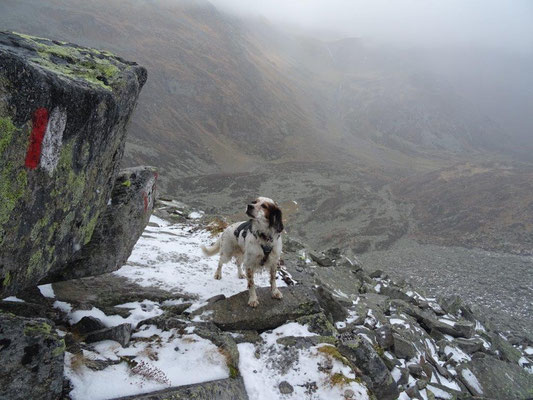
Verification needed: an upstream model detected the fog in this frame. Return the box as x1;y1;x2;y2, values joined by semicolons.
210;0;533;53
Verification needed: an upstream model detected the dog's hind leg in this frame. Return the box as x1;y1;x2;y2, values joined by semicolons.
235;254;245;279
214;252;230;280
270;263;283;299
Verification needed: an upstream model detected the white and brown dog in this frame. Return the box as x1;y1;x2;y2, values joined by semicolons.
201;197;284;308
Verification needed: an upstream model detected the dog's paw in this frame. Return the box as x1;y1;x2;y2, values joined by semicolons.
271;289;283;299
214;272;222;280
248;299;259;308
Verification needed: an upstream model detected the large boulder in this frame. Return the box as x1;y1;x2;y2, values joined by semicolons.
43;166;157;282
0;313;65;400
195;286;321;331
0;31;146;297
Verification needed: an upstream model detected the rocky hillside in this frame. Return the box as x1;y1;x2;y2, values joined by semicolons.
2;0;533;256
2;198;531;400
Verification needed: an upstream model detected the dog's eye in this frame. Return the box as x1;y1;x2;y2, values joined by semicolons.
251;200;257;204
261;204;267;209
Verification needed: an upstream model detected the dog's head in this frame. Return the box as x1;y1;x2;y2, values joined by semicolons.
246;196;284;233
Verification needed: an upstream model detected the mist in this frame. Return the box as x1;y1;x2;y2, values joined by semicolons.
209;0;533;53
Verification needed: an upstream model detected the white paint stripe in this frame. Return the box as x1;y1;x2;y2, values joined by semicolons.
40;107;67;176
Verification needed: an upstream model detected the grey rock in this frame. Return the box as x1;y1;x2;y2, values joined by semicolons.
454;338;484;355
313;285;348;322
231;330;263;344
85;323;132;347
0;314;65;400
283;236;305;253
0;31;146;297
71;316;106;335
438;295;463;315
113;377;249;400
161;303;192;315
376;324;394;350
487;332;522;363
369;269;384;278
456;356;533;399
194;286;320;331
338;335;399;400
296;313;337;336
193;323;240;375
344;388;355;398
45;166;158;282
408;363;425;378
380;285;414;303
0;299;50;320
393;333;418;359
405;384;423;399
309;252;334;267
397;367;410;385
51;274;185;315
278;381;294;394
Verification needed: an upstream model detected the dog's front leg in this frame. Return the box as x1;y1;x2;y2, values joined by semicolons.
246;267;259;307
270;263;283;299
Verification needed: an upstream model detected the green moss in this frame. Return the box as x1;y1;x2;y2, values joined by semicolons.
0;161;28;229
31;215;51;242
83;213;99;245
373;344;385;357
24;321;52;336
27;249;43;277
330;372;359;386
52;339;66;357
0;116;16;155
122;179;132;187
17;32;123;90
318;345;351;367
2;271;11;287
228;365;239;379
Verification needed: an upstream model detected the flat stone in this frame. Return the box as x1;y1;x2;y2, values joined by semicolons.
393;334;418;359
278;381;294;394
195;286;320;331
113;377;249;400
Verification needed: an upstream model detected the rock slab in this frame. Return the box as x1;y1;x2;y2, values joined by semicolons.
0;31;147;296
197;286;321;331
0;313;65;400
113;377;249;400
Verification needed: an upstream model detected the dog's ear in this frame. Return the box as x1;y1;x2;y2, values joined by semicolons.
268;205;284;233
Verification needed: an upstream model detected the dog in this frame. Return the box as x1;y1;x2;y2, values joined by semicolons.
201;197;284;308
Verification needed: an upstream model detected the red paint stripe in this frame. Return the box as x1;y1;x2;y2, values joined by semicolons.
25;108;49;169
142;191;148;212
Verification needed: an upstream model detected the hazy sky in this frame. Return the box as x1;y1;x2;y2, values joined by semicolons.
209;0;533;52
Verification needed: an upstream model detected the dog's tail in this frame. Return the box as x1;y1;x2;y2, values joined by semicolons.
201;238;221;257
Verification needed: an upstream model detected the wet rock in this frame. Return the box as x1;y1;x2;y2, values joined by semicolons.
0;314;65;400
338;335;399;400
456;356;533;399
278;381;294;394
85;323;132;347
0;31;147;297
114;377;249;400
44;166;157;282
194;286;320;331
71;316;106;335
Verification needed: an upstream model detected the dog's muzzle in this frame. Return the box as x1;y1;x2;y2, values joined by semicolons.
246;204;254;217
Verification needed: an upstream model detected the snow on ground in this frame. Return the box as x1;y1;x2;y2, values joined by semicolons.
66;326;228;400
63;215;292;400
114;215;286;303
238;324;370;400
